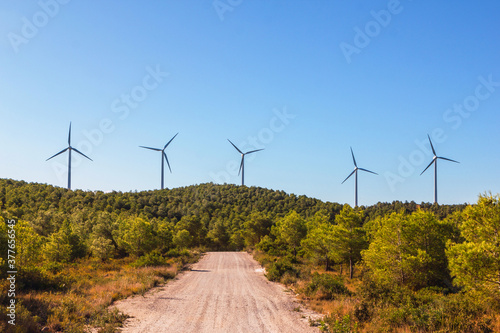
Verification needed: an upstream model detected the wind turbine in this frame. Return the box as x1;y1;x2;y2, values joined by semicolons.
227;139;264;186
46;122;93;190
342;147;377;207
140;133;178;190
420;135;459;204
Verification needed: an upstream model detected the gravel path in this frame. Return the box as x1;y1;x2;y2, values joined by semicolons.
114;252;320;333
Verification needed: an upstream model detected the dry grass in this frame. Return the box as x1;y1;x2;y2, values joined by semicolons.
0;256;193;333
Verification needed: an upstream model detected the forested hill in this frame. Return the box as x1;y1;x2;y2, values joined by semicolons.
1;178;464;226
0;178;465;250
0;179;340;223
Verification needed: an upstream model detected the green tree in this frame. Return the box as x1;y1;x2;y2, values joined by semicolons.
44;225;72;264
92;212;119;246
447;194;500;294
301;211;338;271
173;229;193;249
273;211;307;258
229;229;245;250
207;219;230;250
363;210;452;289
156;220;174;253
363;212;411;287
90;235;115;261
175;215;206;247
116;217;157;256
331;205;367;278
242;212;272;247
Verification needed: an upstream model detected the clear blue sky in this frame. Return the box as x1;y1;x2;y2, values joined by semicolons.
1;1;499;205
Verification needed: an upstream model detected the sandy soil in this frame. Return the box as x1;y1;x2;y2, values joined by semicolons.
113;252;321;333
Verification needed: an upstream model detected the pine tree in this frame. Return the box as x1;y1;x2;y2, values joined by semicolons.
447;194;500;294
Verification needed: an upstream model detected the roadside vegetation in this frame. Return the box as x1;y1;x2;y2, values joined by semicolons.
1;178;498;332
253;195;500;332
0;256;192;332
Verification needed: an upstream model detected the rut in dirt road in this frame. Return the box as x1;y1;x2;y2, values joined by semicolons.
114;252;320;333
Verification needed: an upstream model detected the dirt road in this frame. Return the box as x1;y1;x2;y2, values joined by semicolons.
114;252;320;333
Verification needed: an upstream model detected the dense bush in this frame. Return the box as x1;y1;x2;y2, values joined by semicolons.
132;250;167;267
266;257;299;282
17;266;67;291
165;248;191;258
305;273;350;300
323;314;359;333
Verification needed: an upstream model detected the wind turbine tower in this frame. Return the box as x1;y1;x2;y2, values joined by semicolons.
227;139;264;186
46;122;93;190
341;147;377;207
420;135;459;204
140;133;178;190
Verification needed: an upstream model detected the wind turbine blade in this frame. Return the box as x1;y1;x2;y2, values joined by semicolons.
72;148;93;161
358;168;378;175
438;156;459;163
342;169;356;184
227;139;243;154
68;122;72;146
420;160;435;175
238;156;244;176
350;147;357;167
46;148;69;161
139;146;162;151
163;152;172;173
427;134;436;156
164;132;179;149
245;148;264;155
